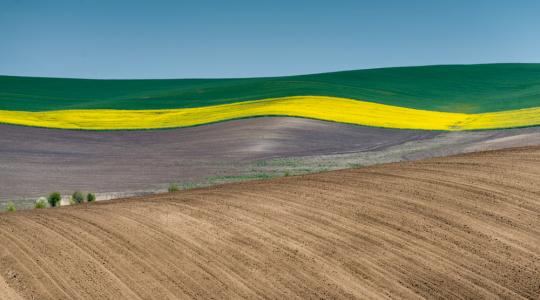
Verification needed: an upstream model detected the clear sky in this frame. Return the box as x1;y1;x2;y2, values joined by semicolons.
1;0;539;79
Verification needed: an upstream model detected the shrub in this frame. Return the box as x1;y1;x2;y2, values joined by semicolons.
72;191;84;204
168;183;180;193
47;192;61;207
5;201;16;212
87;193;96;202
284;171;290;177
35;197;47;209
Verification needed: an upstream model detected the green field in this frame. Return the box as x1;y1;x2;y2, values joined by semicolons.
1;63;539;113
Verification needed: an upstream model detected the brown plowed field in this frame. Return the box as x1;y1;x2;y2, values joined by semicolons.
1;146;540;299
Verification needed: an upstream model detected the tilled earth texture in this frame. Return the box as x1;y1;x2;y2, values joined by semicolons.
0;146;539;299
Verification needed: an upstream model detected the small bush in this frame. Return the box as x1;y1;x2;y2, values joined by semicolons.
72;191;84;204
284;171;290;177
168;183;180;193
35;197;47;209
87;193;96;202
5;201;16;212
47;192;61;207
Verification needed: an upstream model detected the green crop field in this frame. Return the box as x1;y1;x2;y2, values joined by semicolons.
1;63;540;113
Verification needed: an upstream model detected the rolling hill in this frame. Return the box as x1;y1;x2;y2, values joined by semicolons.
1;63;539;130
2;63;540;113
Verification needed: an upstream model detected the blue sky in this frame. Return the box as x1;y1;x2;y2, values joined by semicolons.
1;0;539;78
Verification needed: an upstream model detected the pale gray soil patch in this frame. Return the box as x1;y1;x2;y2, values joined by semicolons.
1;117;539;208
0;117;436;205
188;126;540;188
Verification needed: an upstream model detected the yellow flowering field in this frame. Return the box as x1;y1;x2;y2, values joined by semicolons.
0;96;539;131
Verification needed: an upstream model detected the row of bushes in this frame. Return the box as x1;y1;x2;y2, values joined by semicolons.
4;191;96;212
69;191;95;205
37;191;96;208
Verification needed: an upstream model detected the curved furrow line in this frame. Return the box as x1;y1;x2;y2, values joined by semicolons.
109;204;268;299
271;185;524;298
0;225;61;299
27;212;153;299
164;195;371;299
163;194;361;298
213;188;501;298
172;189;410;298
27;212;151;300
352;170;540;259
391;161;540;191
67;208;226;299
123;198;320;299
47;209;185;299
0;217;82;299
366;166;540;241
272;171;536;298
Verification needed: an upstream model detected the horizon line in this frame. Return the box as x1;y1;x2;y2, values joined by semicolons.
1;62;538;81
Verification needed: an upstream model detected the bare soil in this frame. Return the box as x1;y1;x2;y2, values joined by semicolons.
1;146;539;299
2;118;540;204
0;117;437;201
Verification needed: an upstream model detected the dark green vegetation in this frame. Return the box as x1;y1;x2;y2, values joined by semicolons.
47;192;61;207
72;191;84;204
2;64;540;113
2;191;96;211
87;193;96;202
